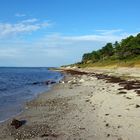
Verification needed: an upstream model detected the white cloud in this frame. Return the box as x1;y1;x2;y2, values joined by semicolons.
40;30;132;47
21;18;38;23
95;29;123;35
0;29;138;66
0;19;51;38
15;13;26;17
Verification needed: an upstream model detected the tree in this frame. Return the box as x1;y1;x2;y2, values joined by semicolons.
81;33;140;64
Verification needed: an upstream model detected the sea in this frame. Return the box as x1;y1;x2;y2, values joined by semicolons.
0;67;63;123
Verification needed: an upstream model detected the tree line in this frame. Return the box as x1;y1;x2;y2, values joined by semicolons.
82;33;140;64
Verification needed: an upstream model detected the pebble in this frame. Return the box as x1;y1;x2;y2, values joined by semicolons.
135;104;140;108
107;134;110;137
79;79;85;83
105;123;109;127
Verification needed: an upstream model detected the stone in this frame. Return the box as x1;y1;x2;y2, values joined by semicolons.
105;123;109;127
11;119;23;129
136;104;140;108
107;134;110;137
79;79;85;83
45;80;56;85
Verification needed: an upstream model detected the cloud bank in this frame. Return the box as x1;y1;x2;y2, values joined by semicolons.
0;28;137;66
0;18;51;38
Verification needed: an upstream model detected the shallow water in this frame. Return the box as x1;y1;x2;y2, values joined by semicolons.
0;67;63;122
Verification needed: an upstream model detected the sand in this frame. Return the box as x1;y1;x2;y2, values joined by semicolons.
0;68;140;140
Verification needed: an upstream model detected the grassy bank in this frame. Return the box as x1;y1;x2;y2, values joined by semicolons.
72;56;140;68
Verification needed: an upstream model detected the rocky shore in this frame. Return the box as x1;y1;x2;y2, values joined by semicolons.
0;68;140;140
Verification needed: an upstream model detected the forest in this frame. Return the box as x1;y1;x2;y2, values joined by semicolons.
81;33;140;65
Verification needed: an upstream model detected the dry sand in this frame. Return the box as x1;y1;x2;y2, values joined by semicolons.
0;68;140;140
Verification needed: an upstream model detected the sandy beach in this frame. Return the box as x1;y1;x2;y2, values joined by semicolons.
0;68;140;140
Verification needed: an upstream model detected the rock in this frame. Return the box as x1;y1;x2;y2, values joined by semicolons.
135;90;140;96
126;97;132;99
60;81;65;84
79;127;86;130
40;134;49;137
135;104;140;108
25;106;28;110
11;119;23;129
45;80;56;85
118;125;122;128
71;80;77;84
85;99;90;102
32;82;40;85
117;91;127;95
79;79;85;83
107;134;110;137
123;84;133;90
105;123;109;127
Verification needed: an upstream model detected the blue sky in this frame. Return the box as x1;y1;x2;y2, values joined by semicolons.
0;0;140;67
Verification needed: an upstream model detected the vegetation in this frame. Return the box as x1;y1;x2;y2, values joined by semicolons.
78;33;140;67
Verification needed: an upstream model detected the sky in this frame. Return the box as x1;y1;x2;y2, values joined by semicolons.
0;0;140;67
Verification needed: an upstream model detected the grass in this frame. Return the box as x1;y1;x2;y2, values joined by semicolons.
75;56;140;68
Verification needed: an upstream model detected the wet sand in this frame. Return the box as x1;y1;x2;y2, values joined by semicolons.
0;68;140;140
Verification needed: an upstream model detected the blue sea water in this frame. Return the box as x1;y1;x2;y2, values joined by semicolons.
0;67;63;122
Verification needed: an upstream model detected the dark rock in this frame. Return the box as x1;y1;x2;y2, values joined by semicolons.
40;134;49;137
135;90;140;96
11;119;24;129
32;82;40;85
105;123;109;127
126;97;132;99
107;134;110;137
79;127;86;130
40;133;58;138
118;88;124;90
45;80;56;85
85;99;90;102
135;104;140;108
118;125;122;128
123;84;133;90
117;91;127;95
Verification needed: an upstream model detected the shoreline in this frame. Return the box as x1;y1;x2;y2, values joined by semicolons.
0;68;140;139
0;68;64;124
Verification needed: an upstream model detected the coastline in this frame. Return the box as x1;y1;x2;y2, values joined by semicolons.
0;67;63;124
1;68;140;139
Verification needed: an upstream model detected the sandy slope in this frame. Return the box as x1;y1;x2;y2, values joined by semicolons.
0;69;140;140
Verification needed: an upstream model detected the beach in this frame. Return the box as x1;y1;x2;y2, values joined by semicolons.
0;68;140;140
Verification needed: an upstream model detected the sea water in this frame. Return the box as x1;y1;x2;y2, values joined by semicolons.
0;67;63;122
